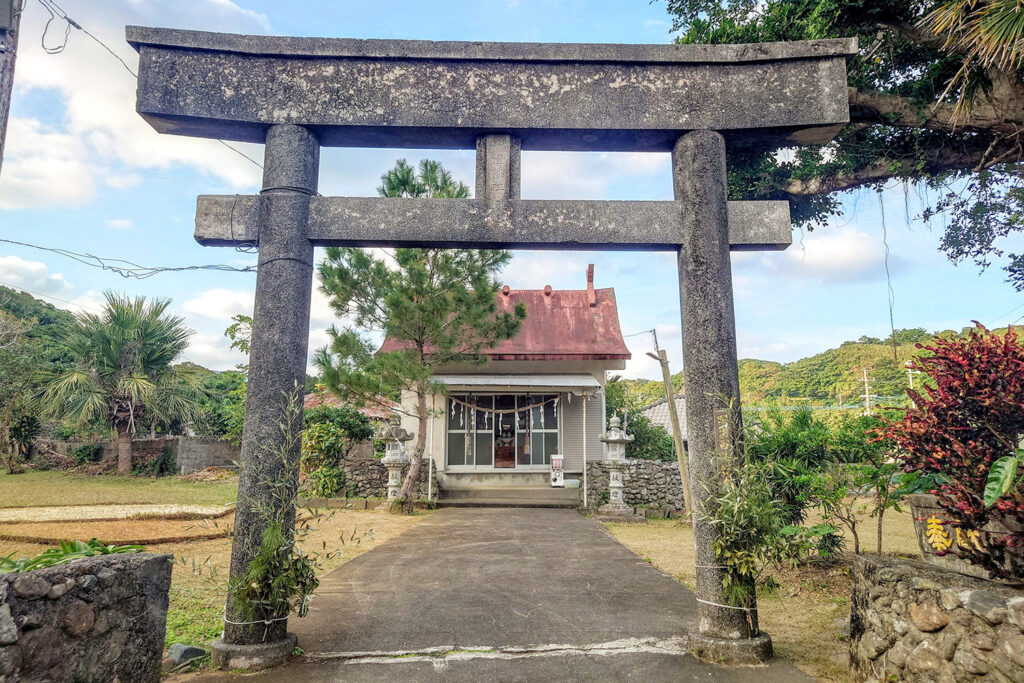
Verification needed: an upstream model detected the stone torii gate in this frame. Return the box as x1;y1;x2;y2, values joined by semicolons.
128;26;855;668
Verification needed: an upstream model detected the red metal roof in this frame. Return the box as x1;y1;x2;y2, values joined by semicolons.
379;267;631;361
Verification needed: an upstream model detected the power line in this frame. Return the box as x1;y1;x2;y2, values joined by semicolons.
0;238;256;279
32;0;263;170
0;278;103;313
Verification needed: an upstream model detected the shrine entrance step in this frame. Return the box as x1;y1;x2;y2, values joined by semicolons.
437;486;579;509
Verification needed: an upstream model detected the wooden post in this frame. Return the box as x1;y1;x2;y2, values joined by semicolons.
653;348;692;513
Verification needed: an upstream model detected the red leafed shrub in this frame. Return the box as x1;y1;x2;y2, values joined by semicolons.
881;323;1024;579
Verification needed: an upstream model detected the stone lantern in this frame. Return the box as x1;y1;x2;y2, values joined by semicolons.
380;414;413;500
598;415;635;517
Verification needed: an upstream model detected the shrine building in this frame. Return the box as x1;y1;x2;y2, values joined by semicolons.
379;264;629;504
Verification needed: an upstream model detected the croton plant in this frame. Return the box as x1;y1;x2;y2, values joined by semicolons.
882;324;1024;579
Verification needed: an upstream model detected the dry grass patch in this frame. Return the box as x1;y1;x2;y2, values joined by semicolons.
0;470;238;508
605;502;918;682
1;505;428;650
0;517;232;545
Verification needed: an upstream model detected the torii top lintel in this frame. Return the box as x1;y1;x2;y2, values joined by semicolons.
127;26;856;152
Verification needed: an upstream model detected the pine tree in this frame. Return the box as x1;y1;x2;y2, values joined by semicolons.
315;159;526;511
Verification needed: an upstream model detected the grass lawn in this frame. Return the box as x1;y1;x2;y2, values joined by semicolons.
0;470;239;508
605;501;919;682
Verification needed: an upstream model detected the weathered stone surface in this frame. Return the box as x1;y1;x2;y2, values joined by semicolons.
850;555;1024;683
999;630;1024;667
168;642;208;666
12;575;49;600
0;604;17;645
196;195;794;252
967;591;1008;625
222;124;318;648
585;460;687;511
906;642;944;673
128;27;855;150
675;130;760;652
62;599;95;636
1007;597;1024;628
954;645;990;675
910;601;950;632
0;553;172;682
47;578;74;600
940;589;963;611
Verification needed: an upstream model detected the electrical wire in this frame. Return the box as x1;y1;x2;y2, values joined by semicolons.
33;0;263;170
0;238;256;279
0;278;103;313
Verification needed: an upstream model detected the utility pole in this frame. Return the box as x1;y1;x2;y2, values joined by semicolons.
0;0;22;179
646;335;693;514
862;368;873;416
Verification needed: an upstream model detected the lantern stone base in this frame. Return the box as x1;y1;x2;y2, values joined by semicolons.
594;502;646;523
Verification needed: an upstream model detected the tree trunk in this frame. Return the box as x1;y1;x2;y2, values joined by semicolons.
116;422;133;475
396;388;429;514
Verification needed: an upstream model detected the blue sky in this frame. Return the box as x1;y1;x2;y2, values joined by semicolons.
1;0;1021;381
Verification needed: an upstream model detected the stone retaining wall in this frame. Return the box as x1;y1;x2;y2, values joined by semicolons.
35;437;241;474
584;460;686;511
0;553;173;682
850;554;1024;682
335;442;435;500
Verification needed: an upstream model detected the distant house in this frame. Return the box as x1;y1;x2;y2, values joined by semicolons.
303;387;398;423
379;265;630;503
641;395;687;443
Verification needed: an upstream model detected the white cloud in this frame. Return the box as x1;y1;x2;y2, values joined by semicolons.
181;288;254;321
0;256;74;298
0;118;96;209
181;331;247;371
5;0;270;208
105;218;133;230
738;225;907;285
502;252;591;290
521;151;671;200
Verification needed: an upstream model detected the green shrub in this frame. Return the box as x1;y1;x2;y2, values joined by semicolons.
0;539;143;572
134;445;177;477
70;443;104;465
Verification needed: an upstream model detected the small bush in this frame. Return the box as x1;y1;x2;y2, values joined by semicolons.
1;539;143;572
70;443;104;465
134;446;177;477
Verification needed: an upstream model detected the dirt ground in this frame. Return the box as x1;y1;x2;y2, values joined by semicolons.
605;501;918;682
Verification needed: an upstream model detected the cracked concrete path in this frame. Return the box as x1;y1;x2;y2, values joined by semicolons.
184;508;812;681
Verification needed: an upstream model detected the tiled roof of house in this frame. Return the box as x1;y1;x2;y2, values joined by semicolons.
303;388;398;421
378;264;631;361
640;394;687;440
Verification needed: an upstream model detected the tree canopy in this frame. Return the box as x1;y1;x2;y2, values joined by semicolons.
662;0;1024;289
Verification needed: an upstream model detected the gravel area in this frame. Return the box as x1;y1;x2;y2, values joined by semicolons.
0;504;233;523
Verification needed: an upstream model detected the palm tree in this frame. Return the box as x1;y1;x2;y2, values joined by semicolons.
923;0;1024;119
42;293;205;475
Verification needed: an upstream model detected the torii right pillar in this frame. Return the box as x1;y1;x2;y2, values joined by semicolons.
675;130;772;662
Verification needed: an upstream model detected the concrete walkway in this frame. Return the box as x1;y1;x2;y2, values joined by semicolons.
185;508;811;681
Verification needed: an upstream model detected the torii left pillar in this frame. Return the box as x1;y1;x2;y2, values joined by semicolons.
211;124;319;669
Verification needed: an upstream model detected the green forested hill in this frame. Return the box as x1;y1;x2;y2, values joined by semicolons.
626;327;1011;410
